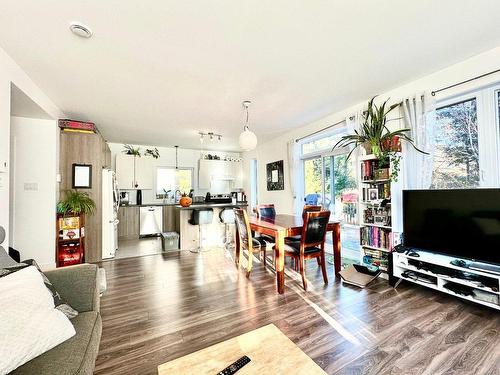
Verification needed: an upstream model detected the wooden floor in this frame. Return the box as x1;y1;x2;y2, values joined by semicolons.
94;249;500;375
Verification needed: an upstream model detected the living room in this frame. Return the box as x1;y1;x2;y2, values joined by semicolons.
1;2;500;375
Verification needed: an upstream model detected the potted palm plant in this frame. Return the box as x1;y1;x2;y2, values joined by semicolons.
333;96;427;181
57;190;96;216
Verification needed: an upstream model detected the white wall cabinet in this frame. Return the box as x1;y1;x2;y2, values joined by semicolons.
198;159;243;189
116;154;152;190
134;157;153;189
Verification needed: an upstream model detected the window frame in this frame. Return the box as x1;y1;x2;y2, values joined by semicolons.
154;166;194;199
435;82;500;188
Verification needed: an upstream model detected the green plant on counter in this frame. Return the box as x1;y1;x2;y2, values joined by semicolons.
144;147;160;159
57;190;96;216
123;144;141;157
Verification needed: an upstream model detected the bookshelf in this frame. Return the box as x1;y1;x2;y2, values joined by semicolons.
358;154;393;272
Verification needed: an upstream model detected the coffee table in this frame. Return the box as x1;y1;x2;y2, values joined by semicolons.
157;324;326;374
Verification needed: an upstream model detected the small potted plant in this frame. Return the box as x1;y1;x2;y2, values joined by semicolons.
144;147;160;159
123;144;141;157
57;190;96;216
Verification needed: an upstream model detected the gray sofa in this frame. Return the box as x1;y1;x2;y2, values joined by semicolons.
12;264;102;375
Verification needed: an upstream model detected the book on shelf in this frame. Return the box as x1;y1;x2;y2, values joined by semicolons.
360;226;393;251
360;159;389;181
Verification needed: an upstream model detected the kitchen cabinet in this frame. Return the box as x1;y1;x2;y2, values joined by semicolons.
117;206;140;239
163;205;178;232
116;154;153;190
198;159;243;189
134;157;153;189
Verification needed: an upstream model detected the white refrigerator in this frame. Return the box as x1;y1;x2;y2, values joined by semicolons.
102;169;119;259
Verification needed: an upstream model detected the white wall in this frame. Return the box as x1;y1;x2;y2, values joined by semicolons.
0;45;63;264
9;117;57;268
108;143;241;204
243;44;500;216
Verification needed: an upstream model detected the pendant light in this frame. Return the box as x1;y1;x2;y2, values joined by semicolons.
239;100;258;151
175;145;179;169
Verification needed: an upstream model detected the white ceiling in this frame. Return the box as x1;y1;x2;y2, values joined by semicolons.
1;1;500;151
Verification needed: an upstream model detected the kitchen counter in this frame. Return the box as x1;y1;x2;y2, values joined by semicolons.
121;202;248;209
176;203;247;210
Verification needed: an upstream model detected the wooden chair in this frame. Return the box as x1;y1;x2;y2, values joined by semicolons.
254;204;276;244
285;205;322;243
234;208;274;278
277;210;330;291
255;204;276;219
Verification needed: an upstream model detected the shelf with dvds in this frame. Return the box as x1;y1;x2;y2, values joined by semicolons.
358;154;393;272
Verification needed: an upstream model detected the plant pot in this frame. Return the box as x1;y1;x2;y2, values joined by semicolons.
381;136;401;152
362;142;372;154
372;144;382;158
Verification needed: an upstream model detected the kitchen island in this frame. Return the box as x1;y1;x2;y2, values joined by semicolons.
176;203;247;250
118;202;247;250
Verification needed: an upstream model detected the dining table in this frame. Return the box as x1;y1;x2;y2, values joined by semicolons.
235;214;341;294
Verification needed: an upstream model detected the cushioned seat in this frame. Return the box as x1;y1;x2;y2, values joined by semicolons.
283;241;321;255
284;235;301;242
252;237;273;248
12;311;102;375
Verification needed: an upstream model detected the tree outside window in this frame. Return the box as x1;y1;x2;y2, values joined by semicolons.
431;98;479;189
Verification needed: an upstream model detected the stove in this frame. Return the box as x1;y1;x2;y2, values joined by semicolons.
205;193;232;204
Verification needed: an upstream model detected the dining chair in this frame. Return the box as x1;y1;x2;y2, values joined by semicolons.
255;204;276;219
234;208;274;278
285;205;322;244
277;210;330;291
254;204;277;245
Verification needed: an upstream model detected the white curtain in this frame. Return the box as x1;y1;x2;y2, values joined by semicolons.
401;92;436;189
345;109;363;136
286;139;302;215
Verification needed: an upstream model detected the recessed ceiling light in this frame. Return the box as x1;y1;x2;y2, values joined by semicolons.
69;22;93;38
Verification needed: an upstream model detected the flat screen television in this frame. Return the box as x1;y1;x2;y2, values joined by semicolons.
403;189;500;265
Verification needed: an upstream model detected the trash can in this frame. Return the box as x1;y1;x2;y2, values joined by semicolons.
161;232;180;251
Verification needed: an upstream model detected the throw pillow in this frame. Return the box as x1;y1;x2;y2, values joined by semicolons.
0;260;79;319
23;259;79;319
0;266;76;374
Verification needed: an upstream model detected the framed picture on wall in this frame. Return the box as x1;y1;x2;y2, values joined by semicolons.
72;164;92;189
266;160;284;191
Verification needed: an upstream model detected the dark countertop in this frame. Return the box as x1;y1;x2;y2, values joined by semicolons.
120;202;248;209
176;203;248;210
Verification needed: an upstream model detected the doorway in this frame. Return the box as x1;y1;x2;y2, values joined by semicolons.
303;151;360;266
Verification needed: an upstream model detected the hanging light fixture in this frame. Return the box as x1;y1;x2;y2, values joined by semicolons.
239;100;257;151
175;145;179;169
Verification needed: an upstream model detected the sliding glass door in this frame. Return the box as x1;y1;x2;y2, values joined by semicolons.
303;151;360;265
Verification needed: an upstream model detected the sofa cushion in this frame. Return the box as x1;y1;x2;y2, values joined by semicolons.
12;311;102;375
24;259;79;319
0;266;76;374
0;259;78;319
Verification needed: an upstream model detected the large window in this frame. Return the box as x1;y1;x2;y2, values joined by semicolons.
156;167;193;198
431;83;500;189
432;98;480;188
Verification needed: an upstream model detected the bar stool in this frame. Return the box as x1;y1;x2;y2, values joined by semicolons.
188;208;214;253
219;207;236;250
